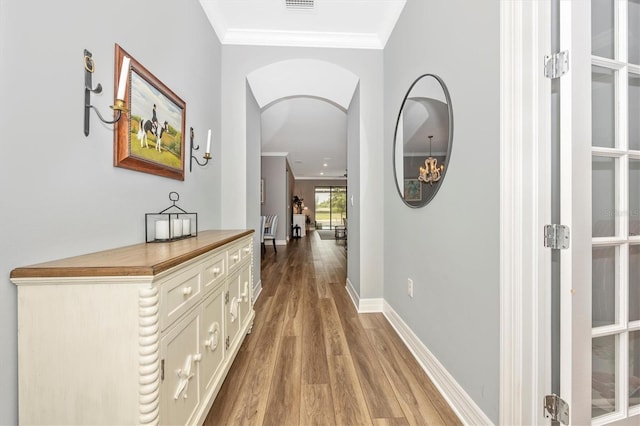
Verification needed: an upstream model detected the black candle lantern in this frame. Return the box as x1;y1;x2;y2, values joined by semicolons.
145;192;198;243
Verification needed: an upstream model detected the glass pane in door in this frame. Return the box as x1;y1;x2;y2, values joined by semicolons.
592;0;615;59
629;245;640;321
592;67;617;148
630;0;640;64
593;157;618;237
631;331;640;408
630;159;640;235
330;187;346;228
592;246;619;327
314;186;347;230
592;334;618;418
630;74;640;150
315;187;330;229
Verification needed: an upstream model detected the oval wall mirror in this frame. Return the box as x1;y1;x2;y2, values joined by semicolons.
393;74;453;208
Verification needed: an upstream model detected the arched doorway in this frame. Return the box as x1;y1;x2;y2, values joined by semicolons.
245;59;360;301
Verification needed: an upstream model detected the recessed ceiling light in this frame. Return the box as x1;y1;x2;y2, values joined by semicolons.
323;163;328;167
320;172;324;176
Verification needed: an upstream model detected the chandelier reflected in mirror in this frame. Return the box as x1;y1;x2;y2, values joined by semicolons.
418;135;444;185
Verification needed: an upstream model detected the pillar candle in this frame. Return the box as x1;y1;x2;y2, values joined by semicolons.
116;56;130;100
206;129;211;155
155;220;169;240
182;219;191;236
172;218;183;238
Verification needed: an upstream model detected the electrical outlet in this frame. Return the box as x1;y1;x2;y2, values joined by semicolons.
407;278;413;298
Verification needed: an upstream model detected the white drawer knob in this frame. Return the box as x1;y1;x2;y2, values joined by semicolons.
193;353;202;362
182;286;193;296
243;247;251;253
232;254;239;262
213;267;221;275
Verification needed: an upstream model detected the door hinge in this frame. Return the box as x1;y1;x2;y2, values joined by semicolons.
160;359;165;382
544;394;569;425
544;50;569;79
225;291;229;304
225;336;230;350
544;224;570;250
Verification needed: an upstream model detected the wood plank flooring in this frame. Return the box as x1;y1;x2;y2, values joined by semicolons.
204;231;461;426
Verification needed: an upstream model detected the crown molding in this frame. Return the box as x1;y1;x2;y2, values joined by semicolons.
220;29;384;50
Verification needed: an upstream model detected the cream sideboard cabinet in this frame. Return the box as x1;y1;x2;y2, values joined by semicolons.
10;229;255;425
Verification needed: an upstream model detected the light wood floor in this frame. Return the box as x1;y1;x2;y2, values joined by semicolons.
204;230;461;426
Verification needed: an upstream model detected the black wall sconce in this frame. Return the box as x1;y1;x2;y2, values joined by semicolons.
190;127;211;172
84;49;129;136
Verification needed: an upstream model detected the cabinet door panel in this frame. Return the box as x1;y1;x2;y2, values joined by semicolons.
160;309;200;425
238;263;252;329
227;271;241;348
201;286;225;395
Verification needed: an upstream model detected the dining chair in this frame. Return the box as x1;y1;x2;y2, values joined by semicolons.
263;215;278;253
259;215;266;254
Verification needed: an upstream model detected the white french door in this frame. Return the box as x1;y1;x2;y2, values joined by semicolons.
556;1;640;424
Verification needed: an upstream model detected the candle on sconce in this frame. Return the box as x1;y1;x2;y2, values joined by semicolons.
206;129;211;155
116;56;130;101
182;219;191;236
172;218;183;238
155;220;169;240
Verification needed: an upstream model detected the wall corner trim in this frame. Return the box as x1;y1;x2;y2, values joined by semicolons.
499;0;550;424
253;279;263;303
345;278;359;309
383;301;494;426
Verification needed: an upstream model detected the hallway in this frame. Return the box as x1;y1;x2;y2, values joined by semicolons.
205;231;460;425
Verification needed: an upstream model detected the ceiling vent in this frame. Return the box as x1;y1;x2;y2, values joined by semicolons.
285;0;315;11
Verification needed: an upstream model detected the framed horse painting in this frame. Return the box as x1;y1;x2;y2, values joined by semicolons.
113;44;186;180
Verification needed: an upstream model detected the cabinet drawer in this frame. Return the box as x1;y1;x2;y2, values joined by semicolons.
227;245;242;271
161;266;202;330
202;251;226;290
239;239;253;261
228;238;252;272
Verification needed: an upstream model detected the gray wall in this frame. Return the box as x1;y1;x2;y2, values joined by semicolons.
261;156;288;242
347;87;361;292
0;1;221;423
287;160;294;240
293;179;347;224
246;84;262;290
383;0;500;422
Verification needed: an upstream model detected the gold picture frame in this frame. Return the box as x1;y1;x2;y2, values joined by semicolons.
114;44;186;180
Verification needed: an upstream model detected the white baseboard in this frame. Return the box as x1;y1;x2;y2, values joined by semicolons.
358;298;384;313
383;301;493;426
344;279;384;313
